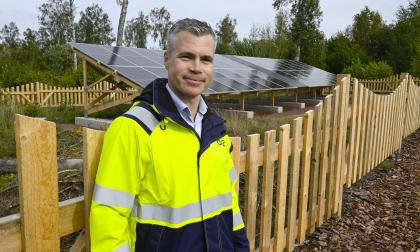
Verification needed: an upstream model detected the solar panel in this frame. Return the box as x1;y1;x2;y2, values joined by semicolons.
71;42;335;94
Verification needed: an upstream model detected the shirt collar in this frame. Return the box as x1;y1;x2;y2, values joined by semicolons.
165;83;208;116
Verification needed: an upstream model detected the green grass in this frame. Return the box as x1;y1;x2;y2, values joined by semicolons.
380;160;394;170
0;173;16;191
0;102;84;158
219;109;304;148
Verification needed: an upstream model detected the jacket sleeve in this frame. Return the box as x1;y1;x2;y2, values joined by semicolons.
90;117;142;252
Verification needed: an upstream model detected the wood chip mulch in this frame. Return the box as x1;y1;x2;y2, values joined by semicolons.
295;129;420;252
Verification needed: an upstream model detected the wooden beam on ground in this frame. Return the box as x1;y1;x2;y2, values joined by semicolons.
0;197;84;252
15;115;60;251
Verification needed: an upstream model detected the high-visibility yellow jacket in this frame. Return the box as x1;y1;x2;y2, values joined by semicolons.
90;78;249;252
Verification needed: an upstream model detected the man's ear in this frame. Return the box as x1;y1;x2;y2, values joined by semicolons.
163;51;169;70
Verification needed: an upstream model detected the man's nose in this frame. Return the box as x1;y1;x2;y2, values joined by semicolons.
189;58;203;73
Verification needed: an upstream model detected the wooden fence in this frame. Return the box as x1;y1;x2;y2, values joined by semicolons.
0;75;419;252
0;81;137;107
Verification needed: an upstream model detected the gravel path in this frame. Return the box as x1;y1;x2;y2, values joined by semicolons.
296;129;420;252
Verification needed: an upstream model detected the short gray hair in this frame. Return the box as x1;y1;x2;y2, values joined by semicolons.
166;18;217;54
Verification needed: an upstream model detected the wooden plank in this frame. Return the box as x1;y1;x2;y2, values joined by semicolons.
317;95;331;226
337;78;350;217
377;95;385;165
0;197;84;252
286;117;302;252
273;124;290;252
326;86;339;219
259;130;276;252
83;128;105;251
0;214;21;252
243;134;260;252
347;79;358;187
352;82;363;183
363;91;373;175
357;87;368;180
307;102;322;233
15;115;60;251
368;94;378;171
332;77;346;214
297;110;313;243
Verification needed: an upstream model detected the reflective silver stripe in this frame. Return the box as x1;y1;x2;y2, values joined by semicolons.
93;184;135;209
133;192;232;224
229;167;237;184
114;241;130;252
125;106;159;131
233;212;244;227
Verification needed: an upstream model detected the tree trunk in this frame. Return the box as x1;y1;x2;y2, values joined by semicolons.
117;0;128;46
295;42;301;61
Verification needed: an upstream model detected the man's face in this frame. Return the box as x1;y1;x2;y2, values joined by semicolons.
164;31;215;102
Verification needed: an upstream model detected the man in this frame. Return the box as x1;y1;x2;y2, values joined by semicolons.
90;18;250;252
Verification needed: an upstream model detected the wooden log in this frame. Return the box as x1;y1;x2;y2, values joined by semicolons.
15;115;60;251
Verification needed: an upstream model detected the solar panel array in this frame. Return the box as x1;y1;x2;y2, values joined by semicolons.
71;43;336;94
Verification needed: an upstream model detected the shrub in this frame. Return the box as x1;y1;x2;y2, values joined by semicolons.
342;61;394;79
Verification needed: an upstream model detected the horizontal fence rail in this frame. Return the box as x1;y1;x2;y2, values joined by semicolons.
0;74;419;251
0;81;137;107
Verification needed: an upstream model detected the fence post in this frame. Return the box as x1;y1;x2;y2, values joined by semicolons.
83;59;88;117
15;115;60;251
400;73;410;146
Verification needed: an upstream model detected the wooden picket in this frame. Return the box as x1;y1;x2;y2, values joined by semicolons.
0;74;419;252
0;81;137;107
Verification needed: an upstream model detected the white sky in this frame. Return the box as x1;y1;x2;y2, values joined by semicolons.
0;0;411;44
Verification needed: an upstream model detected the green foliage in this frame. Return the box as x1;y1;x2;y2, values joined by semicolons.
149;7;172;49
90;104;131;119
351;7;385;60
23;103;45;117
0;22;20;48
38;0;75;45
42;44;73;74
342;61;394;79
326;33;367;73
124;11;150;48
0;103;22;157
216;14;238;45
44;104;83;123
380;160;393;170
0;61;48;87
76;4;115;45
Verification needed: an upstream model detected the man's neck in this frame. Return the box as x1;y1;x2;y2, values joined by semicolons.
167;85;200;121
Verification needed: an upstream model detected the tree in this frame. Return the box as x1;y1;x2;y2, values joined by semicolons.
0;22;20;48
149;7;172;49
124;11;150;48
76;4;114;45
386;0;420;74
342;61;393;79
116;0;128;46
351;7;385;60
215;14;237;54
38;0;75;45
273;0;325;67
326;32;367;73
